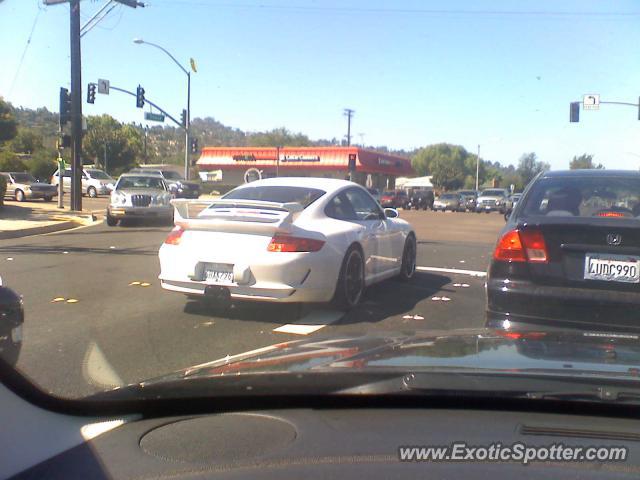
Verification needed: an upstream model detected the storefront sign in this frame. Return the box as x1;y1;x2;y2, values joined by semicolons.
233;155;257;161
281;155;321;163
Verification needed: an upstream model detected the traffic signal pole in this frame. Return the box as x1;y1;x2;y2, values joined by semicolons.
185;71;191;180
70;0;83;211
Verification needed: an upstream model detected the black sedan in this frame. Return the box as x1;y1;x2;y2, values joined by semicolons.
486;169;640;333
0;280;23;366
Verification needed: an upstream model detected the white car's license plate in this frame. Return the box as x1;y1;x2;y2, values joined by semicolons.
584;254;640;283
204;268;233;284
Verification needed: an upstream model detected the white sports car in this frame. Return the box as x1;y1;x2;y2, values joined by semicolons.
158;178;416;308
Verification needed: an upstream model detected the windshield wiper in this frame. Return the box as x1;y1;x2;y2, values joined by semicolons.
526;387;640;403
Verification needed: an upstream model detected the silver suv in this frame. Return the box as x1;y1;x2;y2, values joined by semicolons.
475;188;509;214
106;173;173;226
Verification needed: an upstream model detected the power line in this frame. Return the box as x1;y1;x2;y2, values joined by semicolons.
149;1;640;18
8;6;42;97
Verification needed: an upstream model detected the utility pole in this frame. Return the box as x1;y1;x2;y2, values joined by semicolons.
144;126;148;164
344;108;355;146
185;71;191;179
475;144;480;191
69;0;83;211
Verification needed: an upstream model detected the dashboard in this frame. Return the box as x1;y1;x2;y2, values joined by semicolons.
2;380;640;479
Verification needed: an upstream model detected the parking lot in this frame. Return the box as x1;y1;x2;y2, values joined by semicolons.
0;203;505;397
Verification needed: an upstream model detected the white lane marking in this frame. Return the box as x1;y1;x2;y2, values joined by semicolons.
274;309;344;335
417;266;486;277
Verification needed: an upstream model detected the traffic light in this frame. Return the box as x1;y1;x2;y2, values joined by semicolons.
87;83;96;104
570;102;580;123
348;153;356;171
57;134;71;149
59;87;71;126
180;109;187;127
136;85;145;108
190;137;199;154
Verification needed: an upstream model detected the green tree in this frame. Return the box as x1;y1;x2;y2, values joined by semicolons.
27;149;58;181
0;151;27;171
0;98;18;144
247;127;311;147
570;153;603;170
83;115;143;174
10;129;44;154
517;152;549;187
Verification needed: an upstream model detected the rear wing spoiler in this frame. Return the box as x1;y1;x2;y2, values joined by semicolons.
170;198;304;234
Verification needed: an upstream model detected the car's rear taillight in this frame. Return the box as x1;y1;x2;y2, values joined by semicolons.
493;229;548;263
597;211;625;218
164;226;184;245
267;234;325;252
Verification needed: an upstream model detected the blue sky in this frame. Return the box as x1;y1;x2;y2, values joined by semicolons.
1;0;640;169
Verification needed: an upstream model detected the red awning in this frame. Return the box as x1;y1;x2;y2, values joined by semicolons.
197;147;413;176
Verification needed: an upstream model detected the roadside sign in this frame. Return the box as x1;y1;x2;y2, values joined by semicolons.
583;94;600;110
97;79;110;94
144;112;165;122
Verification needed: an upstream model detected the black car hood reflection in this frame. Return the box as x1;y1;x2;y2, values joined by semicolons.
145;328;640;385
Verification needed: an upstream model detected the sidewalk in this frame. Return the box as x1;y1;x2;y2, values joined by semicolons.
0;200;99;240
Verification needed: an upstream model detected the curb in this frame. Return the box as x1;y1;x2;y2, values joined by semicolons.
0;214;98;240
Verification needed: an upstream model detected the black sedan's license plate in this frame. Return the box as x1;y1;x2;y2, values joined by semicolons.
584;253;640;284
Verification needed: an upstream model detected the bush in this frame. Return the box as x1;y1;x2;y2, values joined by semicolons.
0;150;27;172
0;174;6;207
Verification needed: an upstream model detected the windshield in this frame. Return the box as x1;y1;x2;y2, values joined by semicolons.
11;173;36;183
116;176;165;190
161;171;183;180
480;190;506;197
4;0;640;416
86;170;112;180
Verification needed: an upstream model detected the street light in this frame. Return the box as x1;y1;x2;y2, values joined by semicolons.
133;38;194;179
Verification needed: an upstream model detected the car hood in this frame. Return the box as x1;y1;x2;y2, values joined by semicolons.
140;328;640;385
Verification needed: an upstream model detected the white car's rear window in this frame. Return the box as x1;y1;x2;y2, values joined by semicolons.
223;186;325;209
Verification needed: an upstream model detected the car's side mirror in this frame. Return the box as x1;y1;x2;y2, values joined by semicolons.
384;208;399;219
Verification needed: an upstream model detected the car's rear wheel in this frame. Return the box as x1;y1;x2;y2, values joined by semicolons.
15;190;25;202
88;186;97;198
43;196;53;202
398;234;417;282
332;246;365;309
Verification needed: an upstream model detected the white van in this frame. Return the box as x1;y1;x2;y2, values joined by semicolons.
51;168;116;197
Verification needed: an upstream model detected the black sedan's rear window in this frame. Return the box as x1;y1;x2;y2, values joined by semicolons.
223;186;325;209
522;176;640;219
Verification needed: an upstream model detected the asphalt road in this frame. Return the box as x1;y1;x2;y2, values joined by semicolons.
0;209;505;398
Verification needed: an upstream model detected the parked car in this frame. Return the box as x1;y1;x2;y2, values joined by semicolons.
433;193;463;212
159;178;416;309
380;189;409;209
457;190;478;211
486;169;640;333
366;188;382;204
1;172;58;202
0;276;24;367
504;193;523;220
130;168;201;199
475;188;509;213
106;173;174;226
407;189;434;210
51;167;115;197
